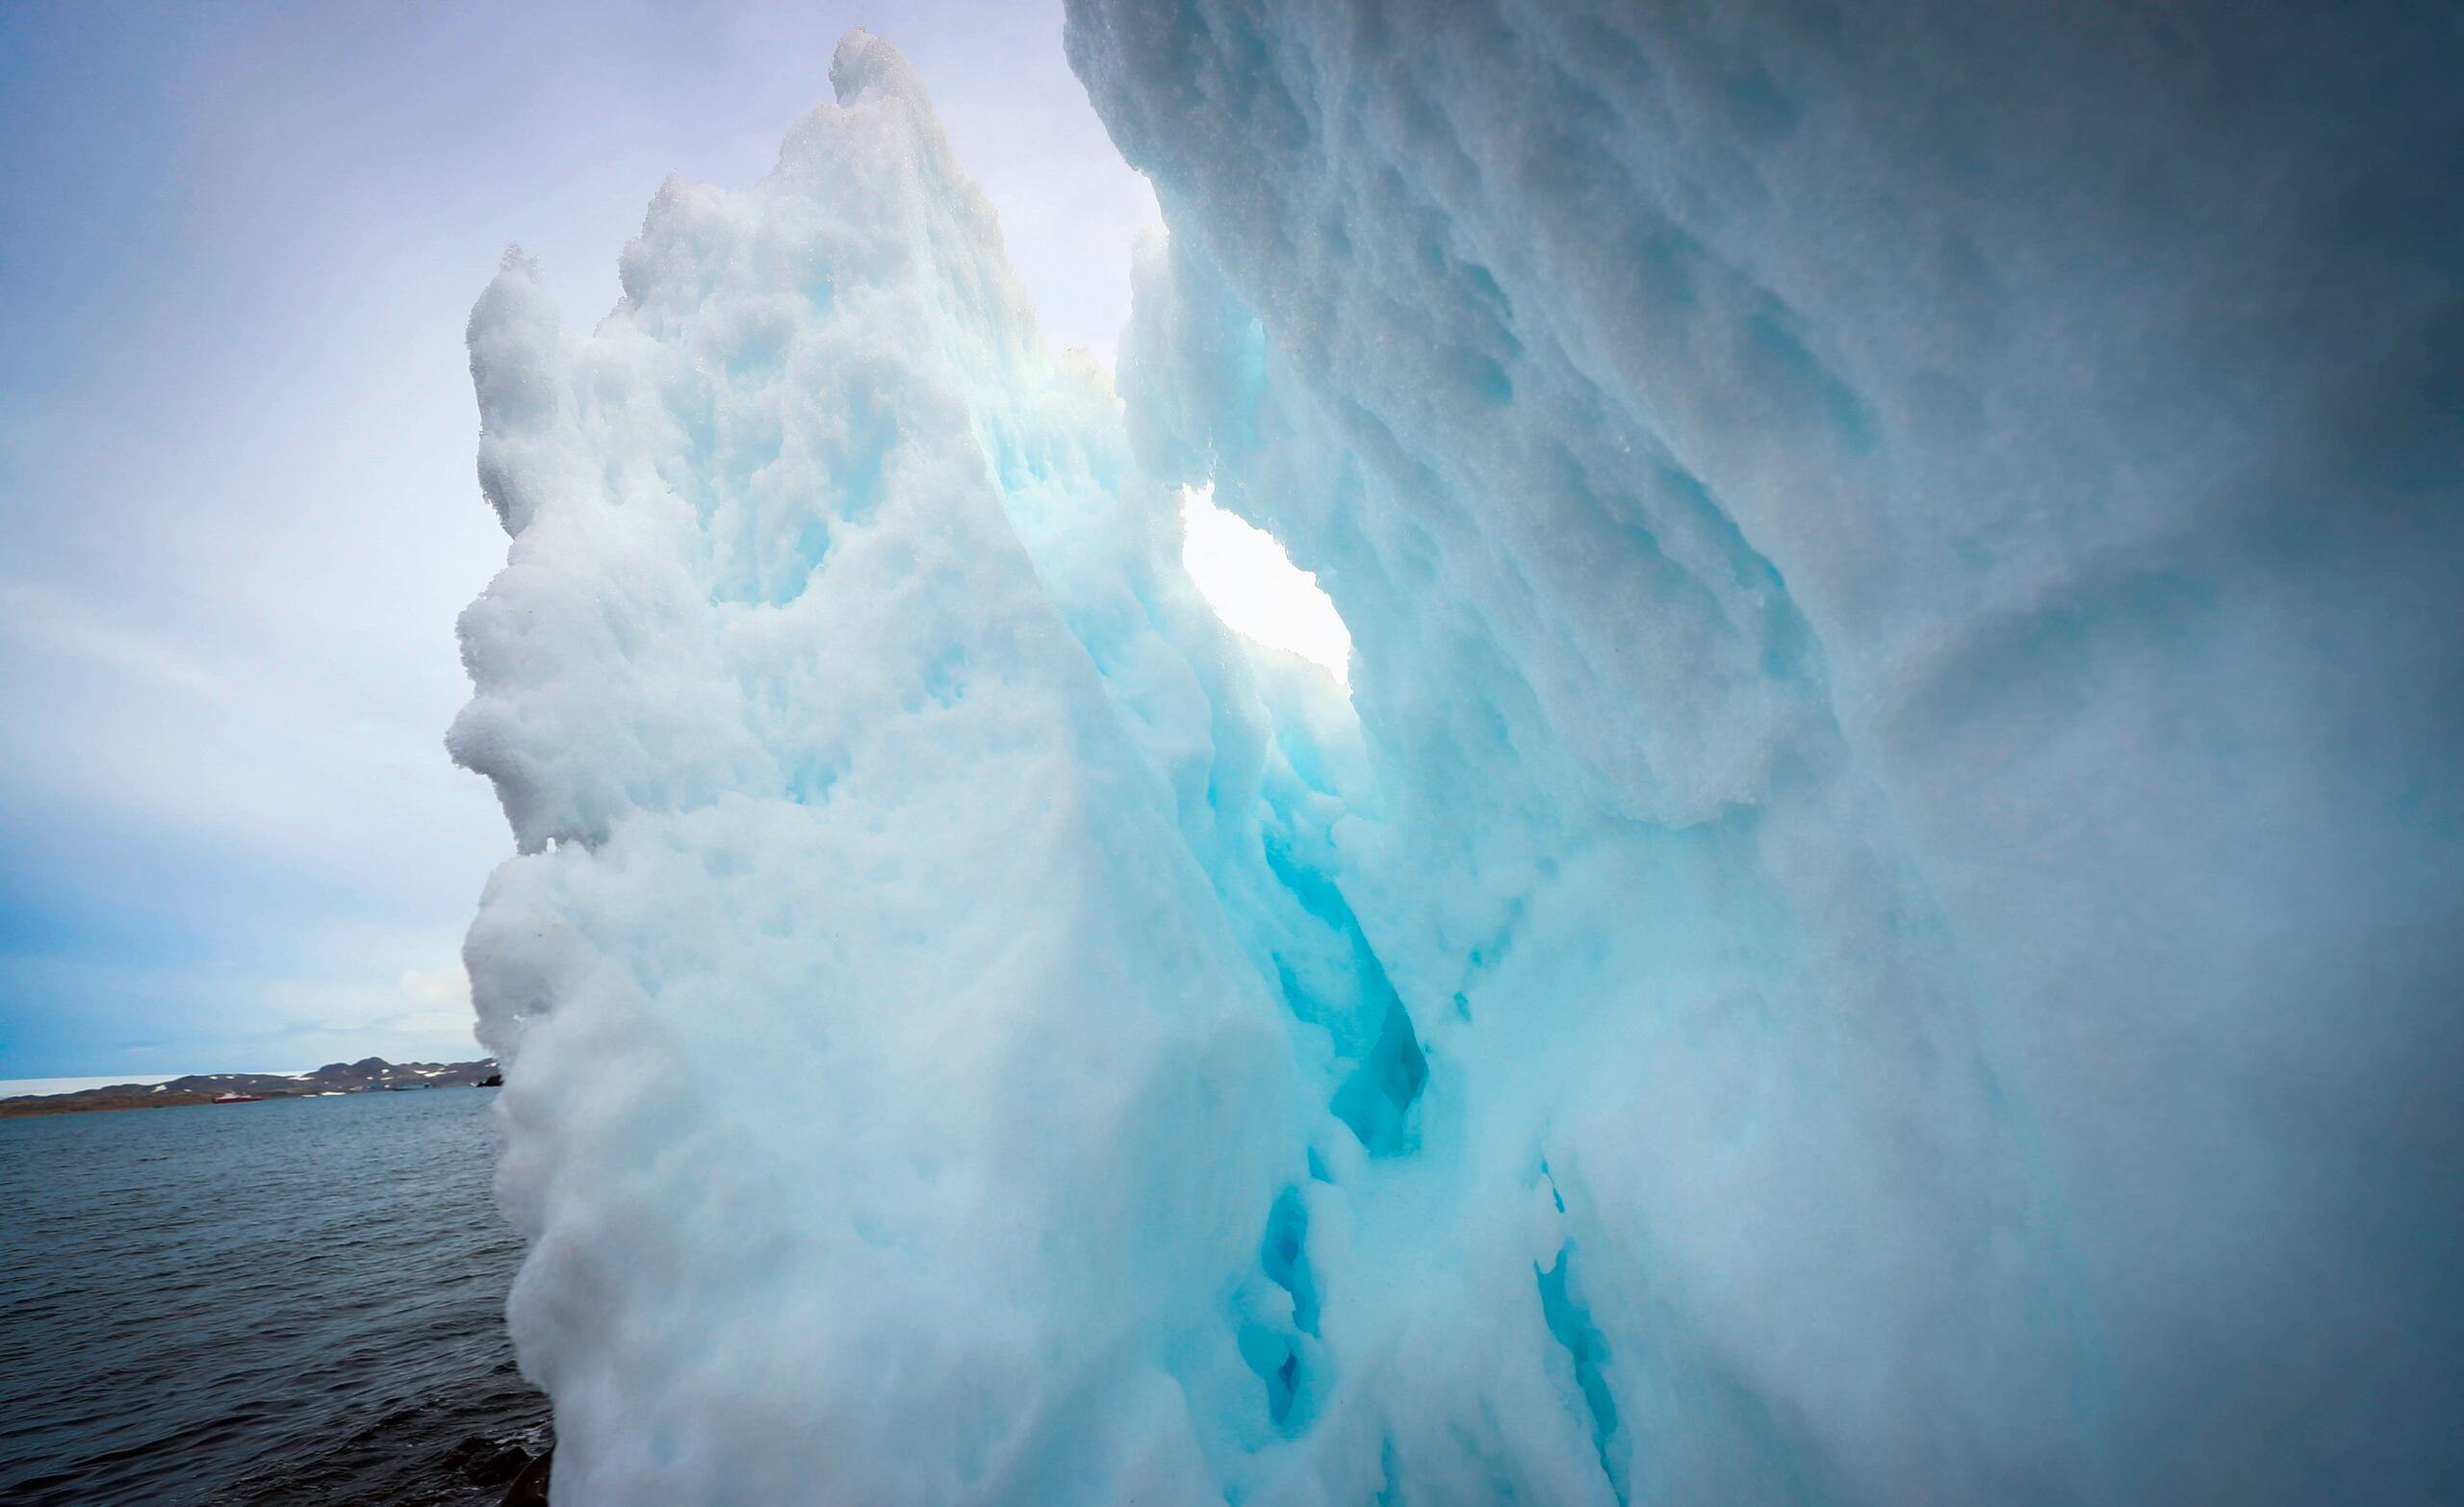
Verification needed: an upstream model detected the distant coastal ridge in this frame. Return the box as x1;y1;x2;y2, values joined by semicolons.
0;1057;502;1118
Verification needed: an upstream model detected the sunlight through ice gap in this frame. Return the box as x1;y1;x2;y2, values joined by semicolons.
1177;484;1352;685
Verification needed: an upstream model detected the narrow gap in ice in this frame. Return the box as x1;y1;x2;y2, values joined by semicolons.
1537;1244;1629;1505
1178;483;1352;685
1536;1164;1629;1504
1263;834;1429;1157
1260;1186;1320;1336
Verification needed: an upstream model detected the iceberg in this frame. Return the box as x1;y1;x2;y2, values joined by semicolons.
453;8;2463;1503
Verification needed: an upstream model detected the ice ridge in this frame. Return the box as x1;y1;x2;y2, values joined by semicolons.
452;11;2464;1505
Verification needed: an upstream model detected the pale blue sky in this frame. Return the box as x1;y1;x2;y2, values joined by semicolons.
0;1;1157;1078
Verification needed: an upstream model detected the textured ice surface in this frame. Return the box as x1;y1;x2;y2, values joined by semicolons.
458;38;1306;1503
456;11;2463;1505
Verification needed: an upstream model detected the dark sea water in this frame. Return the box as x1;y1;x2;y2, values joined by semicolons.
0;1088;546;1505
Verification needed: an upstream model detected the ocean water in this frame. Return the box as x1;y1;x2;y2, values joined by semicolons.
0;1088;545;1506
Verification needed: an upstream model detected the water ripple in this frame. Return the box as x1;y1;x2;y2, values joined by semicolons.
0;1090;545;1506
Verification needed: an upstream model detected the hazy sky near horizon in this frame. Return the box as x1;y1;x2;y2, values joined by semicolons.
0;0;1161;1077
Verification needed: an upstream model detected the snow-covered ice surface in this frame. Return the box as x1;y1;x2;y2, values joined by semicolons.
453;9;2462;1504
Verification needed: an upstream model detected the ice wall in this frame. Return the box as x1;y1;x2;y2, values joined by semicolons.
453;36;1327;1503
452;10;2463;1507
1068;0;2464;1502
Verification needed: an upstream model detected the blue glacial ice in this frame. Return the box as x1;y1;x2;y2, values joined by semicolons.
452;10;2463;1504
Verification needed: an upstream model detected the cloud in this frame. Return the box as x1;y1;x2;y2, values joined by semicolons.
0;0;1153;1079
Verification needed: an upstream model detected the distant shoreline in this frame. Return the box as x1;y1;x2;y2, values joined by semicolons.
0;1057;501;1120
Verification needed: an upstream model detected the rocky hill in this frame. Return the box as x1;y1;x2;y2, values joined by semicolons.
0;1058;501;1118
